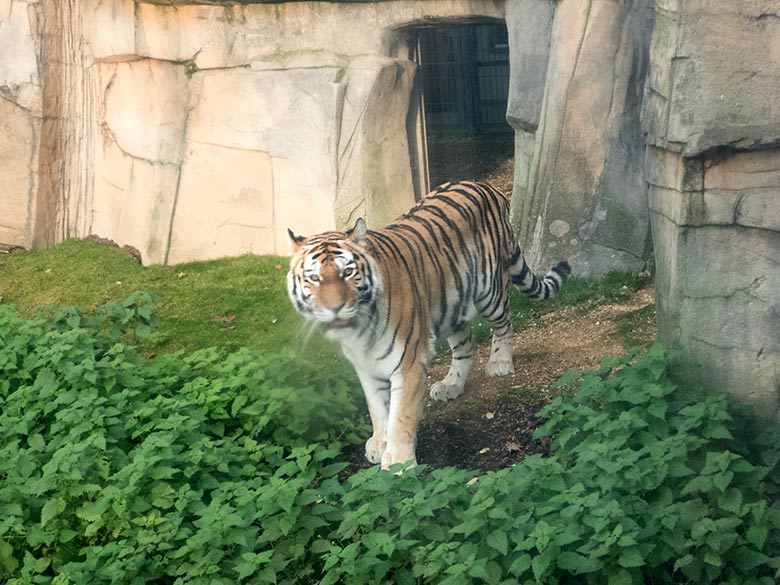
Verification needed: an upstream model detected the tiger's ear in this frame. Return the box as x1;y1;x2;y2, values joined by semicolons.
346;217;368;247
287;228;306;252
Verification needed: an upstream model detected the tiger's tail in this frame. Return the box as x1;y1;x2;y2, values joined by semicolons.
509;244;571;301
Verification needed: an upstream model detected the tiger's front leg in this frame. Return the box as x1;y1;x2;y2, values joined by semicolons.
355;369;391;464
381;361;427;469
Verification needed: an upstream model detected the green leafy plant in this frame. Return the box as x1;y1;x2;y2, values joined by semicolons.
526;345;780;583
3;297;780;585
308;346;780;585
0;299;361;584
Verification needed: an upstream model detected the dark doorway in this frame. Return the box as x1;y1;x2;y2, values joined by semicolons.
414;22;515;194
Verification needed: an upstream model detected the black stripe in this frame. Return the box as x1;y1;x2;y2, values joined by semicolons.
393;221;450;332
511;262;530;285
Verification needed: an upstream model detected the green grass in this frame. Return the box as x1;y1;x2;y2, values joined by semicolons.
0;239;652;358
613;303;657;350
0;240;338;363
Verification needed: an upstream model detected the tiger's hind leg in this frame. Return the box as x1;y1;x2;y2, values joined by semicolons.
430;327;476;402
480;288;515;378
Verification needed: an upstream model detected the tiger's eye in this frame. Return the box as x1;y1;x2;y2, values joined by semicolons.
343;267;355;278
308;274;320;283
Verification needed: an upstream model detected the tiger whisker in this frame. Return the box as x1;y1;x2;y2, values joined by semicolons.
296;318;320;353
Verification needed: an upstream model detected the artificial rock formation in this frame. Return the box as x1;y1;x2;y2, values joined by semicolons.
3;0;655;274
2;0;502;264
644;0;780;415
508;0;653;277
0;0;42;249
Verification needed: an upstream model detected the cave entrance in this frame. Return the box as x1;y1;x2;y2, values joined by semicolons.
412;21;515;196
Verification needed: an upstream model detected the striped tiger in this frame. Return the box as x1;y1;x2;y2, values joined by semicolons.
287;180;570;469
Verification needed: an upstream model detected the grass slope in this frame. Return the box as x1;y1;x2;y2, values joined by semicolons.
0;239;653;357
0;240;335;360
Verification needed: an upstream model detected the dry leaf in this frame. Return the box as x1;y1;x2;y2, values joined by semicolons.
478;447;490;455
505;441;522;452
485;411;495;420
213;315;236;329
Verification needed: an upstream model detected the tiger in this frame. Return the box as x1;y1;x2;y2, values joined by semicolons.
287;180;571;469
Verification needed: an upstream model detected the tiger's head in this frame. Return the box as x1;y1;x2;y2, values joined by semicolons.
287;218;381;336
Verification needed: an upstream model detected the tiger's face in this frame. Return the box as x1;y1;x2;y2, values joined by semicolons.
287;218;380;335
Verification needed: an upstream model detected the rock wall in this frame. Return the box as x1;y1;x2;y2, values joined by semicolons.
3;0;654;274
1;0;503;264
508;0;653;277
644;0;780;414
0;0;42;249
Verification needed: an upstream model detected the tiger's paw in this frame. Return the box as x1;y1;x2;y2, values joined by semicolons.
429;381;465;402
484;359;514;378
381;447;417;472
365;435;387;464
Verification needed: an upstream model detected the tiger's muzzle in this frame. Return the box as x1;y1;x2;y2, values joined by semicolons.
324;316;357;330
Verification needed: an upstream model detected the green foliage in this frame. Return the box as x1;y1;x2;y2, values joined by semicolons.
529;344;780;584
0;299;362;584
3;298;780;585
301;343;780;585
29;291;160;342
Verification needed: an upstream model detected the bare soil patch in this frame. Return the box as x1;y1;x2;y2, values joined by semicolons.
419;287;654;470
344;286;656;472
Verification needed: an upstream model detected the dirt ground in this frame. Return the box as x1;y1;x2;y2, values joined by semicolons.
345;286;656;472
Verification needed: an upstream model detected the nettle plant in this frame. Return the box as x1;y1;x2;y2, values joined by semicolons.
0;296;362;584
522;346;780;584
1;295;780;585
317;346;780;585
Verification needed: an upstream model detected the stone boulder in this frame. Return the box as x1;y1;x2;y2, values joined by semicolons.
644;0;780;157
334;56;418;230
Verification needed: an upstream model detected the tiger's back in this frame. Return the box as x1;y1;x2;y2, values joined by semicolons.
372;180;516;341
287;180;570;468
